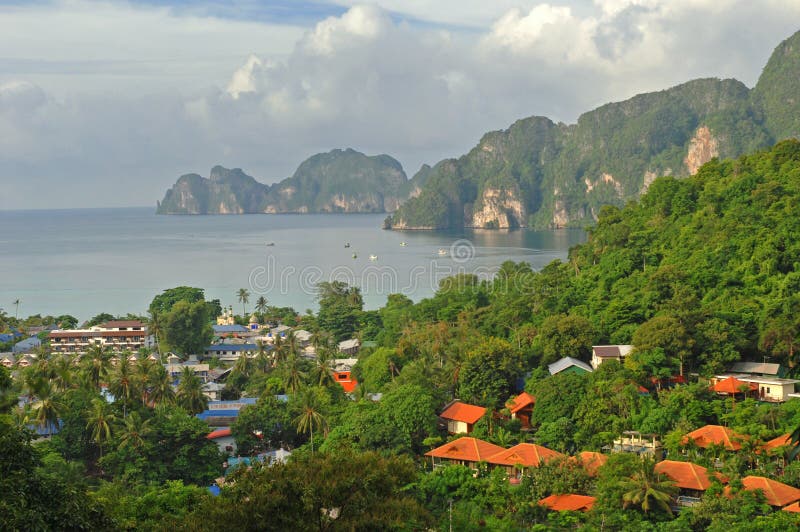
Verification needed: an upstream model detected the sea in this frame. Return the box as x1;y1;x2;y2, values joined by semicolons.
0;208;586;321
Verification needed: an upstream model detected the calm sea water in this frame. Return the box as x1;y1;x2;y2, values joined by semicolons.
0;208;585;321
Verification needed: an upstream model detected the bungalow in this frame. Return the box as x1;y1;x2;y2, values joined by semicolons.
196;398;258;426
538;494;596;512
439;400;486;434
654;460;726;502
682;425;745;451
548;357;593;376
212;324;249;338
338;338;360;355
13;336;41;354
202;382;225;401
0;353;15;368
207;427;236;454
204;343;257;362
712;374;799;402
611;431;663;457
576;451;607;477
333;370;358;393
425;437;504;470
763;434;792;456
486;443;564;479
293;329;313;346
591;345;633;369
16;354;37;368
728;361;785;377
739;476;800;507
506;392;535;429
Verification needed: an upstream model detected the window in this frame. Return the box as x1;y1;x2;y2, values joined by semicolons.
767;387;771;394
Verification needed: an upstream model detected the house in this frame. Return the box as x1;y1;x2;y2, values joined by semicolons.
333;370;358;393
338;338;360;355
204;343;257;362
728;361;785;378
49;320;148;354
207;427;236;454
16;354;37;368
712;374;799;402
439;400;486;434
782;501;800;513
682;425;745;451
425;437;505;470
711;376;757;398
0;353;15;368
212;324;249;338
486;443;564;479
13;336;42;354
166;362;210;380
654;460;726;501
576;451;607;477
591;345;633;369
763;434;792;455
506;392;535;429
739;476;800;507
611;431;663;456
202;382;225;401
538;494;596;512
548;356;593;376
196;398;258;426
293;329;313;345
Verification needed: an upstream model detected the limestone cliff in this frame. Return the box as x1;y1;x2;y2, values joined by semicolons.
467;187;527;228
684;126;719;175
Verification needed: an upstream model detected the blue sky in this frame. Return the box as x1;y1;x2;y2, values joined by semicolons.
1;1;799;209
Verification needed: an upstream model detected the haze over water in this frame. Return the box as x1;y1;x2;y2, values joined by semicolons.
0;208;585;321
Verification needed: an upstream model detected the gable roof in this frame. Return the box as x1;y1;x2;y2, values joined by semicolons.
782;501;800;513
101;320;146;328
763;434;793;454
741;476;800;507
548;356;593;375
654;460;725;491
592;345;633;358
439;401;486;425
212;324;249;334
538;494;596;512
487;443;564;467
683;425;744;451
729;361;782;375
576;451;607;476
506;392;535;414
425;437;505;463
712;376;758;394
207;428;232;439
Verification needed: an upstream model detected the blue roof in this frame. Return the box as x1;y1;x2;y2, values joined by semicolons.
13;337;41;353
208;485;221;496
196;409;242;420
213;325;249;334
26;420;62;436
208;398;258;407
205;343;257;352
0;334;15;343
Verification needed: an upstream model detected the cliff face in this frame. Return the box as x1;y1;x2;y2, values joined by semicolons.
157;149;412;215
388;30;800;230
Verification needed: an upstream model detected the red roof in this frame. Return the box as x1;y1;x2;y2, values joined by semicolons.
763;434;792;454
538;494;596;512
506;392;535;414
207;428;232;439
682;425;745;451
740;476;800;507
712;376;758;394
782;501;800;513
425;437;505;463
654;460;726;491
487;443;564;468
575;451;607;476
101;320;146;328
440;401;486;425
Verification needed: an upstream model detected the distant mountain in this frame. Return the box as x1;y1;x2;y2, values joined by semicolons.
156;149;422;215
387;29;800;230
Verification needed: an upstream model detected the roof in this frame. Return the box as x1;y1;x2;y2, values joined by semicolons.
338;338;360;350
205;344;257;352
682;425;744;451
439;401;486;425
782;501;800;513
729;361;782;375
538;494;596;512
592;345;633;358
425;437;505;463
333;371;358;393
196;409;241;420
741;476;800;507
213;325;249;334
764;434;793;454
712;376;758;394
548;356;593;375
506;392;535;414
654;460;725;491
13;337;41;353
576;451;607;476
333;358;359;371
101;320;146;328
486;443;564;467
207;428;232;439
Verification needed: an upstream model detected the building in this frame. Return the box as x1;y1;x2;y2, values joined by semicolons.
13;336;42;354
425;437;505;470
575;451;607;477
728;361;785;378
682;425;745;451
548;356;593;376
207;427;236;454
439;400;487;434
538;494;596;512
332;370;358;393
49;320;148;354
591;345;633;369
654;460;726;504
204;343;257;362
196;398;258;426
738;476;800;507
0;353;15;368
338;338;360;355
611;431;663;457
212;324;249;338
711;374;799;402
506;392;535;429
486;443;564;479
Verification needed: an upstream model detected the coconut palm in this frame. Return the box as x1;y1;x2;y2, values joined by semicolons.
237;288;250;317
255;296;268;318
30;380;63;432
282;354;307;395
147;310;163;354
176;366;208;414
293;387;327;453
117;410;152;450
82;343;113;391
273;333;288;366
232;352;254;380
12;298;20;319
51;355;74;393
148;364;175;407
86;397;116;457
312;348;335;388
254;340;272;373
108;355;135;417
620;457;678;515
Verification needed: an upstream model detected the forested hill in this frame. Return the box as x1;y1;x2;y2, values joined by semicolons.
387;29;800;230
156;148;421;214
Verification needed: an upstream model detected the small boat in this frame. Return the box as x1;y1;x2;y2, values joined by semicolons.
400;242;407;247
265;242;275;247
369;254;378;261
352;253;357;259
344;243;351;248
437;249;447;256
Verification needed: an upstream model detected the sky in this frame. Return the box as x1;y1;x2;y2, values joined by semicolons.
1;0;799;210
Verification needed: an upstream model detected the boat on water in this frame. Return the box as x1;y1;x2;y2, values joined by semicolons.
369;255;378;261
437;249;447;256
344;243;351;248
400;241;407;247
352;253;357;259
266;242;275;247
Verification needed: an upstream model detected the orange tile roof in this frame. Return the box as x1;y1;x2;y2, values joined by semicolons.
682;425;744;451
654;460;726;491
741;476;800;507
486;443;564;467
712;376;758;394
425;437;505;463
538;494;596;512
782;501;800;513
207;428;232;439
763;434;792;453
576;451;607;476
439;401;487;424
506;392;535;414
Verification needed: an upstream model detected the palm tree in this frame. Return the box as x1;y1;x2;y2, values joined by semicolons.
147;310;163;354
134;356;157;405
82;343;113;392
108;355;135;417
30;380;63;432
282;354;307;395
86;397;116;457
117;410;151;450
232;352;254;380
148;364;175;407
273;333;288;366
620;457;678;515
176;366;208;414
293;387;327;453
312;348;335;388
255;296;268;319
254;340;272;373
12;298;20;319
237;288;250;317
